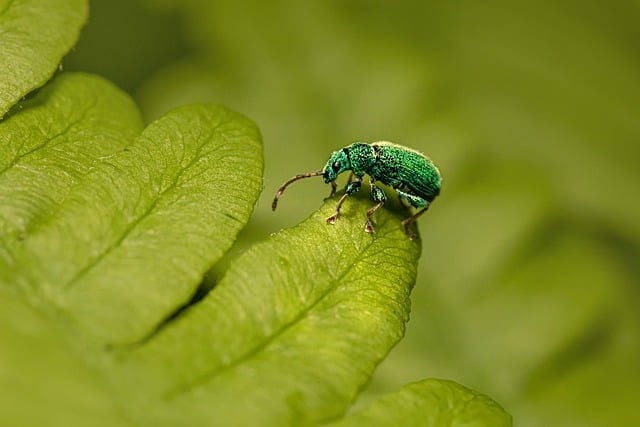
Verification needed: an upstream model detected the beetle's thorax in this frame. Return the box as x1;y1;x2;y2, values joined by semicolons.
345;142;376;176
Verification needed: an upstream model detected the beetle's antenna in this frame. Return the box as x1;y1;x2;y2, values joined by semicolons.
272;170;323;210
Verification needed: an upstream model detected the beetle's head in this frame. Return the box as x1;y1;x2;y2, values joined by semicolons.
322;148;350;183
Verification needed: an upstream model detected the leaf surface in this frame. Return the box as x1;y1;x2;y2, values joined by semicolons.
116;194;421;426
0;73;143;239
1;71;268;426
0;0;87;117
333;379;512;427
0;291;124;427
0;73;263;348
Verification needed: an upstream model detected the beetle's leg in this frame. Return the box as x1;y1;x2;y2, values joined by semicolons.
396;189;428;209
326;177;362;224
393;184;410;209
396;189;430;240
328;180;338;198
346;171;354;186
398;194;410;209
401;207;430;240
365;179;387;234
326;172;353;199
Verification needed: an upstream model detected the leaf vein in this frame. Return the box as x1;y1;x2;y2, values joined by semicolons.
0;100;95;176
164;237;381;399
63;123;225;289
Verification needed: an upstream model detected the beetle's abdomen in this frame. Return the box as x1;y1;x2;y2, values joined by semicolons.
370;144;441;199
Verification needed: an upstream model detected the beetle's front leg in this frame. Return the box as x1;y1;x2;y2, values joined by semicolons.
328;180;338;198
365;179;387;234
346;171;354;186
326;177;362;224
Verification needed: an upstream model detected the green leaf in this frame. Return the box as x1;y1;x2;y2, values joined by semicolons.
0;73;143;239
1;75;423;425
1;80;263;347
0;0;87;117
0;291;123;427
115;194;421;426
333;379;512;427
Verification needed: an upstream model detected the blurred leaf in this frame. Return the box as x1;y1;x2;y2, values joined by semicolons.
0;292;123;427
0;0;87;117
331;378;512;427
116;195;421;425
63;0;189;92
372;170;640;427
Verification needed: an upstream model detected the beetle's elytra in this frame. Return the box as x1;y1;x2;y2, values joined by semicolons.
272;141;441;239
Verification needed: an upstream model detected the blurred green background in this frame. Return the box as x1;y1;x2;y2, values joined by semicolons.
66;1;640;425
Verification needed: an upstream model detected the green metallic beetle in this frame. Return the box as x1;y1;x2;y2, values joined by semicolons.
272;141;441;239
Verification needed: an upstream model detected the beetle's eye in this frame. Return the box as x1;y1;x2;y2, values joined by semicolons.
332;161;341;172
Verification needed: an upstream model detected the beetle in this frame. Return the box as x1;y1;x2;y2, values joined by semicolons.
272;141;441;239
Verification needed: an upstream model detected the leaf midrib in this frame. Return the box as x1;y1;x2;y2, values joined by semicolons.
0;102;94;176
162;228;393;399
63;120;227;290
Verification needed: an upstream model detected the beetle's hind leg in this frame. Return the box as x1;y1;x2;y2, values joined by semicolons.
365;179;387;234
398;194;411;209
401;206;430;239
393;184;411;209
396;190;430;240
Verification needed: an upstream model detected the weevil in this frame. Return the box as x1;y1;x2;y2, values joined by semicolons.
272;141;441;239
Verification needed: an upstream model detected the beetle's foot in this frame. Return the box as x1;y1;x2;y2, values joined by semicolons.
402;220;416;240
364;220;375;234
326;213;339;224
